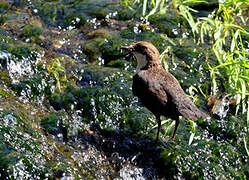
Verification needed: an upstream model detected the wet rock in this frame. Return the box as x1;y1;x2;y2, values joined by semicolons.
22;18;44;41
41;114;67;141
86;28;118;39
51;65;153;134
1;0;249;179
1;7;32;36
0;1;9;25
188;0;219;17
207;96;230;119
82;30;122;64
160;131;244;179
81;38;105;63
34;0;121;28
0;1;9;13
120;24;166;51
0;42;44;84
116;8;136;20
77;64;120;87
0;109;52;179
0;51;11;69
106;59;126;68
148;12;185;38
86;130;162;179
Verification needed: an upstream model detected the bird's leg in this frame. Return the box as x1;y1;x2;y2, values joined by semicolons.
155;116;161;144
170;118;179;141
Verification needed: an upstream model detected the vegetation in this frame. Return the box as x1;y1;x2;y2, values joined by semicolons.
47;58;67;92
191;0;249;156
1;0;249;178
122;0;249;156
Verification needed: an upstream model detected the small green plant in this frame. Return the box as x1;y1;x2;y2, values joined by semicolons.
47;58;66;92
174;0;207;34
192;1;249;116
182;0;249;154
120;0;169;19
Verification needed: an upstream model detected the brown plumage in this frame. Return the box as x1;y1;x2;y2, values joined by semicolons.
122;41;209;142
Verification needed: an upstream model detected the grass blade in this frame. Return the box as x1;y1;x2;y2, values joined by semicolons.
188;119;196;145
243;136;249;157
142;0;147;16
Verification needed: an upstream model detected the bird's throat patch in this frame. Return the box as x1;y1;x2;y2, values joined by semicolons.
133;52;147;72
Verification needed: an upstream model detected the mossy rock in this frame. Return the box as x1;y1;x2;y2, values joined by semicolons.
77;65;119;87
86;28;118;39
0;1;9;14
0;110;50;178
34;0;121;28
0;14;7;25
106;59;126;68
82;32;122;64
2;11;32;33
10;76;51;100
115;8;136;20
50;65;153;132
46;54;84;81
40;113;68;141
0;38;43;60
23;19;43;39
0;143;18;172
120;26;167;52
160;121;248;179
74;0;120;20
148;12;185;38
82;38;104;63
188;0;218;16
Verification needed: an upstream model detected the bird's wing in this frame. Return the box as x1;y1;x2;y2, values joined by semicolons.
133;71;168;106
158;70;208;119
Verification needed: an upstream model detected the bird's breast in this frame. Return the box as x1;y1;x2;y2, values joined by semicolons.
132;71;169;116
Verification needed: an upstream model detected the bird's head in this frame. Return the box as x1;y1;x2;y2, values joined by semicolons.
121;41;160;72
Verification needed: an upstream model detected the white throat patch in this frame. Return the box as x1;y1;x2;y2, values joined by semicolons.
133;52;147;73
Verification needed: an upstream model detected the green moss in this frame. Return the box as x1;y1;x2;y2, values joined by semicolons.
116;8;135;20
37;3;59;26
148;12;185;38
0;88;12;97
0;143;18;171
0;1;9;13
6;43;42;60
0;71;11;85
40;114;61;135
34;0;118;28
82;38;105;63
65;14;86;28
10;76;52;100
120;27;165;51
87;28;118;39
106;60;126;68
48;65;153;132
160;133;246;179
0;14;7;25
23;24;43;39
83;30;121;64
10;46;31;58
0;110;50;178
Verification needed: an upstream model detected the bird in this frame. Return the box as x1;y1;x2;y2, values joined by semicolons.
121;41;209;143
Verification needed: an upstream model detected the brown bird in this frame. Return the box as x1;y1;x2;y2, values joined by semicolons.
121;41;209;142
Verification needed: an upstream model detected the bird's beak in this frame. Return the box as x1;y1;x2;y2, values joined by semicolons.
121;45;131;50
120;45;134;59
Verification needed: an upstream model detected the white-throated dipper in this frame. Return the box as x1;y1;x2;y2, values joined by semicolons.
121;41;209;143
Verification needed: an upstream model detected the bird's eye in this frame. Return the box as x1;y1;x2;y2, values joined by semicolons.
135;45;145;52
